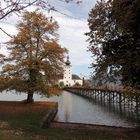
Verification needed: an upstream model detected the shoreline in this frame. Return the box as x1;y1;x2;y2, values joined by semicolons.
0;100;139;139
0;101;137;129
51;121;136;131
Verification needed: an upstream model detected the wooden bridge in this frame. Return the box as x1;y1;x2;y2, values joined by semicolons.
65;87;140;118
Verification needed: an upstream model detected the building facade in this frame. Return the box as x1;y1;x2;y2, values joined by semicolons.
59;56;83;87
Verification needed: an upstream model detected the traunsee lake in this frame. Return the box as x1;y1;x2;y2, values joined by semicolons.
0;90;137;128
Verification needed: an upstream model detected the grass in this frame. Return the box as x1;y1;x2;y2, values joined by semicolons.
0;101;139;140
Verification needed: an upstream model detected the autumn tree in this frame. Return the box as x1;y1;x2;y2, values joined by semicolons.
0;11;67;102
86;0;140;90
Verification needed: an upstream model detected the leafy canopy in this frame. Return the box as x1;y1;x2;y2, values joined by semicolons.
86;0;140;90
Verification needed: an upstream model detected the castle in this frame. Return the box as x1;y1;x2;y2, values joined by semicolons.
59;56;83;87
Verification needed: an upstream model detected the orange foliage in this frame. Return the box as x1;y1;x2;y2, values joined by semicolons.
0;11;67;100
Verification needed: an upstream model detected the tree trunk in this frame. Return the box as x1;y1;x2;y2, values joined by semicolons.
27;93;34;103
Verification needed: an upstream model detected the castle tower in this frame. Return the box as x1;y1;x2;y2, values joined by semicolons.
59;55;83;87
63;56;72;86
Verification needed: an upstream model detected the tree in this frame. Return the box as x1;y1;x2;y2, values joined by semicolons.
86;0;118;85
59;81;64;88
0;11;67;102
86;0;140;91
111;0;140;89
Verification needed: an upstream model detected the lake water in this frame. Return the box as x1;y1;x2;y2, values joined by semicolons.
0;90;137;128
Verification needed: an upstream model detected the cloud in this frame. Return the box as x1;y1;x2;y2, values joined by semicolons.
47;0;95;76
0;0;95;77
48;0;95;19
52;14;91;66
49;13;93;77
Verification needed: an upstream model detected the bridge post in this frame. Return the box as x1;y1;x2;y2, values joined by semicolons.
119;93;122;104
135;95;140;113
65;87;139;120
108;92;111;104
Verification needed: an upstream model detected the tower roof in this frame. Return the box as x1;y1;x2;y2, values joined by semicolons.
72;74;81;80
65;56;71;65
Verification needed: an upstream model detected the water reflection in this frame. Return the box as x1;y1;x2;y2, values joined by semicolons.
62;93;73;122
89;95;138;121
0;90;137;127
54;91;137;127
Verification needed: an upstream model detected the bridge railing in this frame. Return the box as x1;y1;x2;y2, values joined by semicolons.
64;87;140;116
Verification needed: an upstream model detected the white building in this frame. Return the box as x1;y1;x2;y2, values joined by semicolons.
59;56;83;87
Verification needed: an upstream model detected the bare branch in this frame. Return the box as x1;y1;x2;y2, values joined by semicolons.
0;27;13;38
0;0;82;21
0;0;38;20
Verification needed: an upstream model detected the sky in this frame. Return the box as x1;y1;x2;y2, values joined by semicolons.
0;0;96;79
